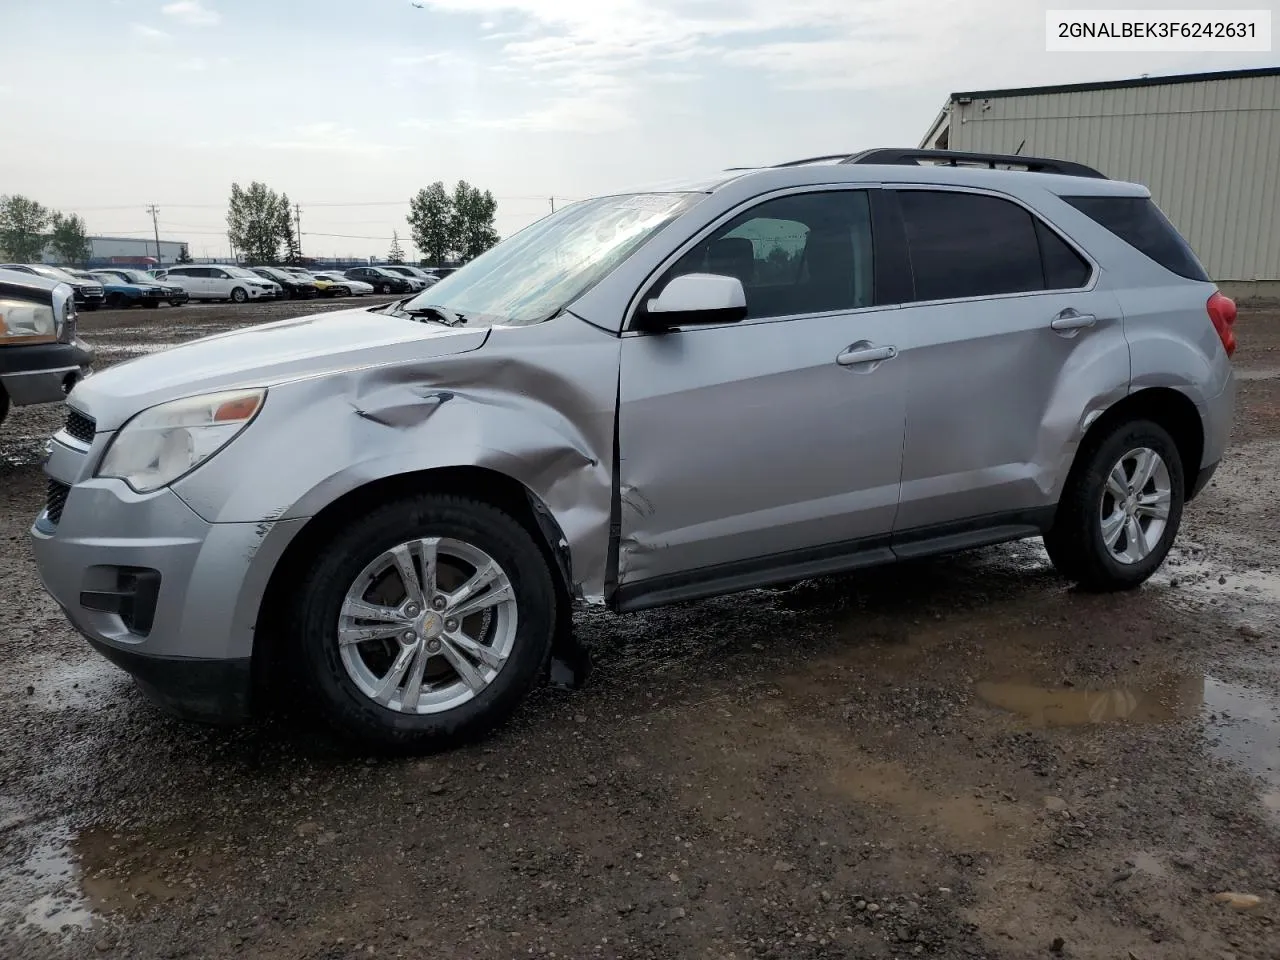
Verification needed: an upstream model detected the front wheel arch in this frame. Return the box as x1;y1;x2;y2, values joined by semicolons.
253;466;574;702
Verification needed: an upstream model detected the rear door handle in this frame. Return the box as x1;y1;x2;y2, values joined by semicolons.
837;343;898;366
1050;310;1096;332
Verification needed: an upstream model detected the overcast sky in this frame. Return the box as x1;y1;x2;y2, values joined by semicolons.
4;0;1274;260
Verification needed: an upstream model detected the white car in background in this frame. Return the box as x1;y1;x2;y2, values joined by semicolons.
164;265;280;302
313;271;374;295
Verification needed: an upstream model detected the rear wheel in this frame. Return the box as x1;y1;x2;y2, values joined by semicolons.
289;493;557;751
1044;419;1184;591
106;294;125;310
230;286;248;304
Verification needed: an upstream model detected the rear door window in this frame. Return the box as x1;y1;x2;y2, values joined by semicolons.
898;191;1043;301
1061;195;1209;281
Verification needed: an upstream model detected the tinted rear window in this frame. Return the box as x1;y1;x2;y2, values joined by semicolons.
1062;196;1209;282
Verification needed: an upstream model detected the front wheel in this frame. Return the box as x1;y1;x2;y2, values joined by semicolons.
230;286;248;303
379;283;391;294
1044;419;1184;592
289;494;558;751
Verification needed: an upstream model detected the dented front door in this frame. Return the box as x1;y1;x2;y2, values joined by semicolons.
615;307;907;587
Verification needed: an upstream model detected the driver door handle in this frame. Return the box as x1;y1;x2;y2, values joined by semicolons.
1050;309;1096;332
837;343;898;366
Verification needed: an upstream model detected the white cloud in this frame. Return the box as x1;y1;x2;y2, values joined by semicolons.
131;23;170;40
161;1;220;26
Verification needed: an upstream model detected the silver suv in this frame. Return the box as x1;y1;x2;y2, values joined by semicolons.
31;148;1237;750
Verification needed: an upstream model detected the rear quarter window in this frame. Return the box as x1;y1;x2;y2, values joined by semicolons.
1062;196;1209;282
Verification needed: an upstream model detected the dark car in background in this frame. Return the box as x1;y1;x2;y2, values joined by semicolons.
249;266;319;300
344;265;414;294
381;265;439;288
67;269;165;310
0;264;105;311
91;268;189;306
0;267;93;427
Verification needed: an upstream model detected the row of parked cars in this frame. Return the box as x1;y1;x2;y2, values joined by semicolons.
0;262;455;311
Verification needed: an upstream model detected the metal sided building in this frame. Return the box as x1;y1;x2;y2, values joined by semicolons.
920;67;1280;296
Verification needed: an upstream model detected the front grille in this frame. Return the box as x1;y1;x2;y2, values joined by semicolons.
46;479;70;525
64;409;96;444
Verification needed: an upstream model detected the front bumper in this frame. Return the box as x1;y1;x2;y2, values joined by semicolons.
0;339;94;407
31;443;306;723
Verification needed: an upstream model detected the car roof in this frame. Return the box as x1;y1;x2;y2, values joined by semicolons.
0;267;59;292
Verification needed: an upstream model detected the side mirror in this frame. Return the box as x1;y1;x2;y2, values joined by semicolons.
637;273;747;331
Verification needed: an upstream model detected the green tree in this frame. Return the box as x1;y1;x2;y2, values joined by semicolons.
450;181;499;262
0;195;53;262
387;231;405;264
406;181;453;266
278;193;300;264
226;181;285;264
48;213;92;266
176;244;193;264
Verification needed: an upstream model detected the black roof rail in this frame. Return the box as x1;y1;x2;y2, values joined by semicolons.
840;148;1108;179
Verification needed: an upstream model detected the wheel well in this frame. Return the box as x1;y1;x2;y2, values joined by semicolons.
251;466;575;699
1077;387;1205;492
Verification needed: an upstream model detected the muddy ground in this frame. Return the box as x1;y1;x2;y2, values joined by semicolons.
1;298;1278;960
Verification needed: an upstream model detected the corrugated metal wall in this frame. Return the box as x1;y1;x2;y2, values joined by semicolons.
945;74;1280;280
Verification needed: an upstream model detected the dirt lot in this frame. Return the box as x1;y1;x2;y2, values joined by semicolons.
2;298;1278;960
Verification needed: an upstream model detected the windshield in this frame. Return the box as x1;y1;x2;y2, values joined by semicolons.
400;192;701;326
28;264;77;282
226;266;265;279
121;270;153;283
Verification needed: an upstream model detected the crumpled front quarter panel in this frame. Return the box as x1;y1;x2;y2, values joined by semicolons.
172;313;622;603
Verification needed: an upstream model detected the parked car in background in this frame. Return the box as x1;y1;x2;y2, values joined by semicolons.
249;266;319;300
0;268;93;427
280;268;351;298
67;269;166;310
313;271;373;295
165;265;279;302
91;269;190;306
381;265;439;288
0;264;105;311
344;266;415;294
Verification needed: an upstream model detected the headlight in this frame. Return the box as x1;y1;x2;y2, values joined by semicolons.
97;389;266;493
0;298;57;341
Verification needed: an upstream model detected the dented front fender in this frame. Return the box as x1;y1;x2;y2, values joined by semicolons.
172;313;623;603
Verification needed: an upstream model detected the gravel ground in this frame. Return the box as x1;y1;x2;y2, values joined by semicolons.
1;298;1278;960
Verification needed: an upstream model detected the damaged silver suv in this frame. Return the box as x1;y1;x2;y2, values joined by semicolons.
32;149;1236;749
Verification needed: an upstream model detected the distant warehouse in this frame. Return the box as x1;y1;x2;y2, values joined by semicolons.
42;235;190;268
920;67;1280;296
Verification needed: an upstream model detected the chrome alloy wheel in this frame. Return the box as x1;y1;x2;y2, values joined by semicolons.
338;538;518;713
1099;447;1172;565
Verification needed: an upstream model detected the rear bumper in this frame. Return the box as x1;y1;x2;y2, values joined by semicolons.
0;339;94;406
87;636;252;723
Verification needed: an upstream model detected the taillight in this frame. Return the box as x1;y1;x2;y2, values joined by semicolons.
1207;291;1237;358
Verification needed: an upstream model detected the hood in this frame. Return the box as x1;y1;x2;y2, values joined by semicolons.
71;305;491;431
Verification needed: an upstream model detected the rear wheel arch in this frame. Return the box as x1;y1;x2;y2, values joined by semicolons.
1071;388;1205;497
253;466;575;699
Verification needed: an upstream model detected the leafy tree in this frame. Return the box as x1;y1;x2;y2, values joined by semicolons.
226;181;285;264
48;213;92;266
387;231;405;264
407;181;452;266
176;244;193;264
0;195;53;262
278;193;301;264
450;181;499;262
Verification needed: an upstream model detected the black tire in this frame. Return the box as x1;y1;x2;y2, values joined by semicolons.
379;283;391;294
230;286;248;304
0;388;8;427
1043;419;1184;592
106;294;125;310
169;300;184;307
289;493;558;752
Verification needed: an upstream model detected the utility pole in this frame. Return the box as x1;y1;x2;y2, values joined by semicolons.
549;197;556;214
295;203;302;260
146;204;161;263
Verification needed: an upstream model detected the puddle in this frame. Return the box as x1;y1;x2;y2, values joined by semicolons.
3;823;188;937
4;657;126;713
977;673;1280;817
1153;556;1280;620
